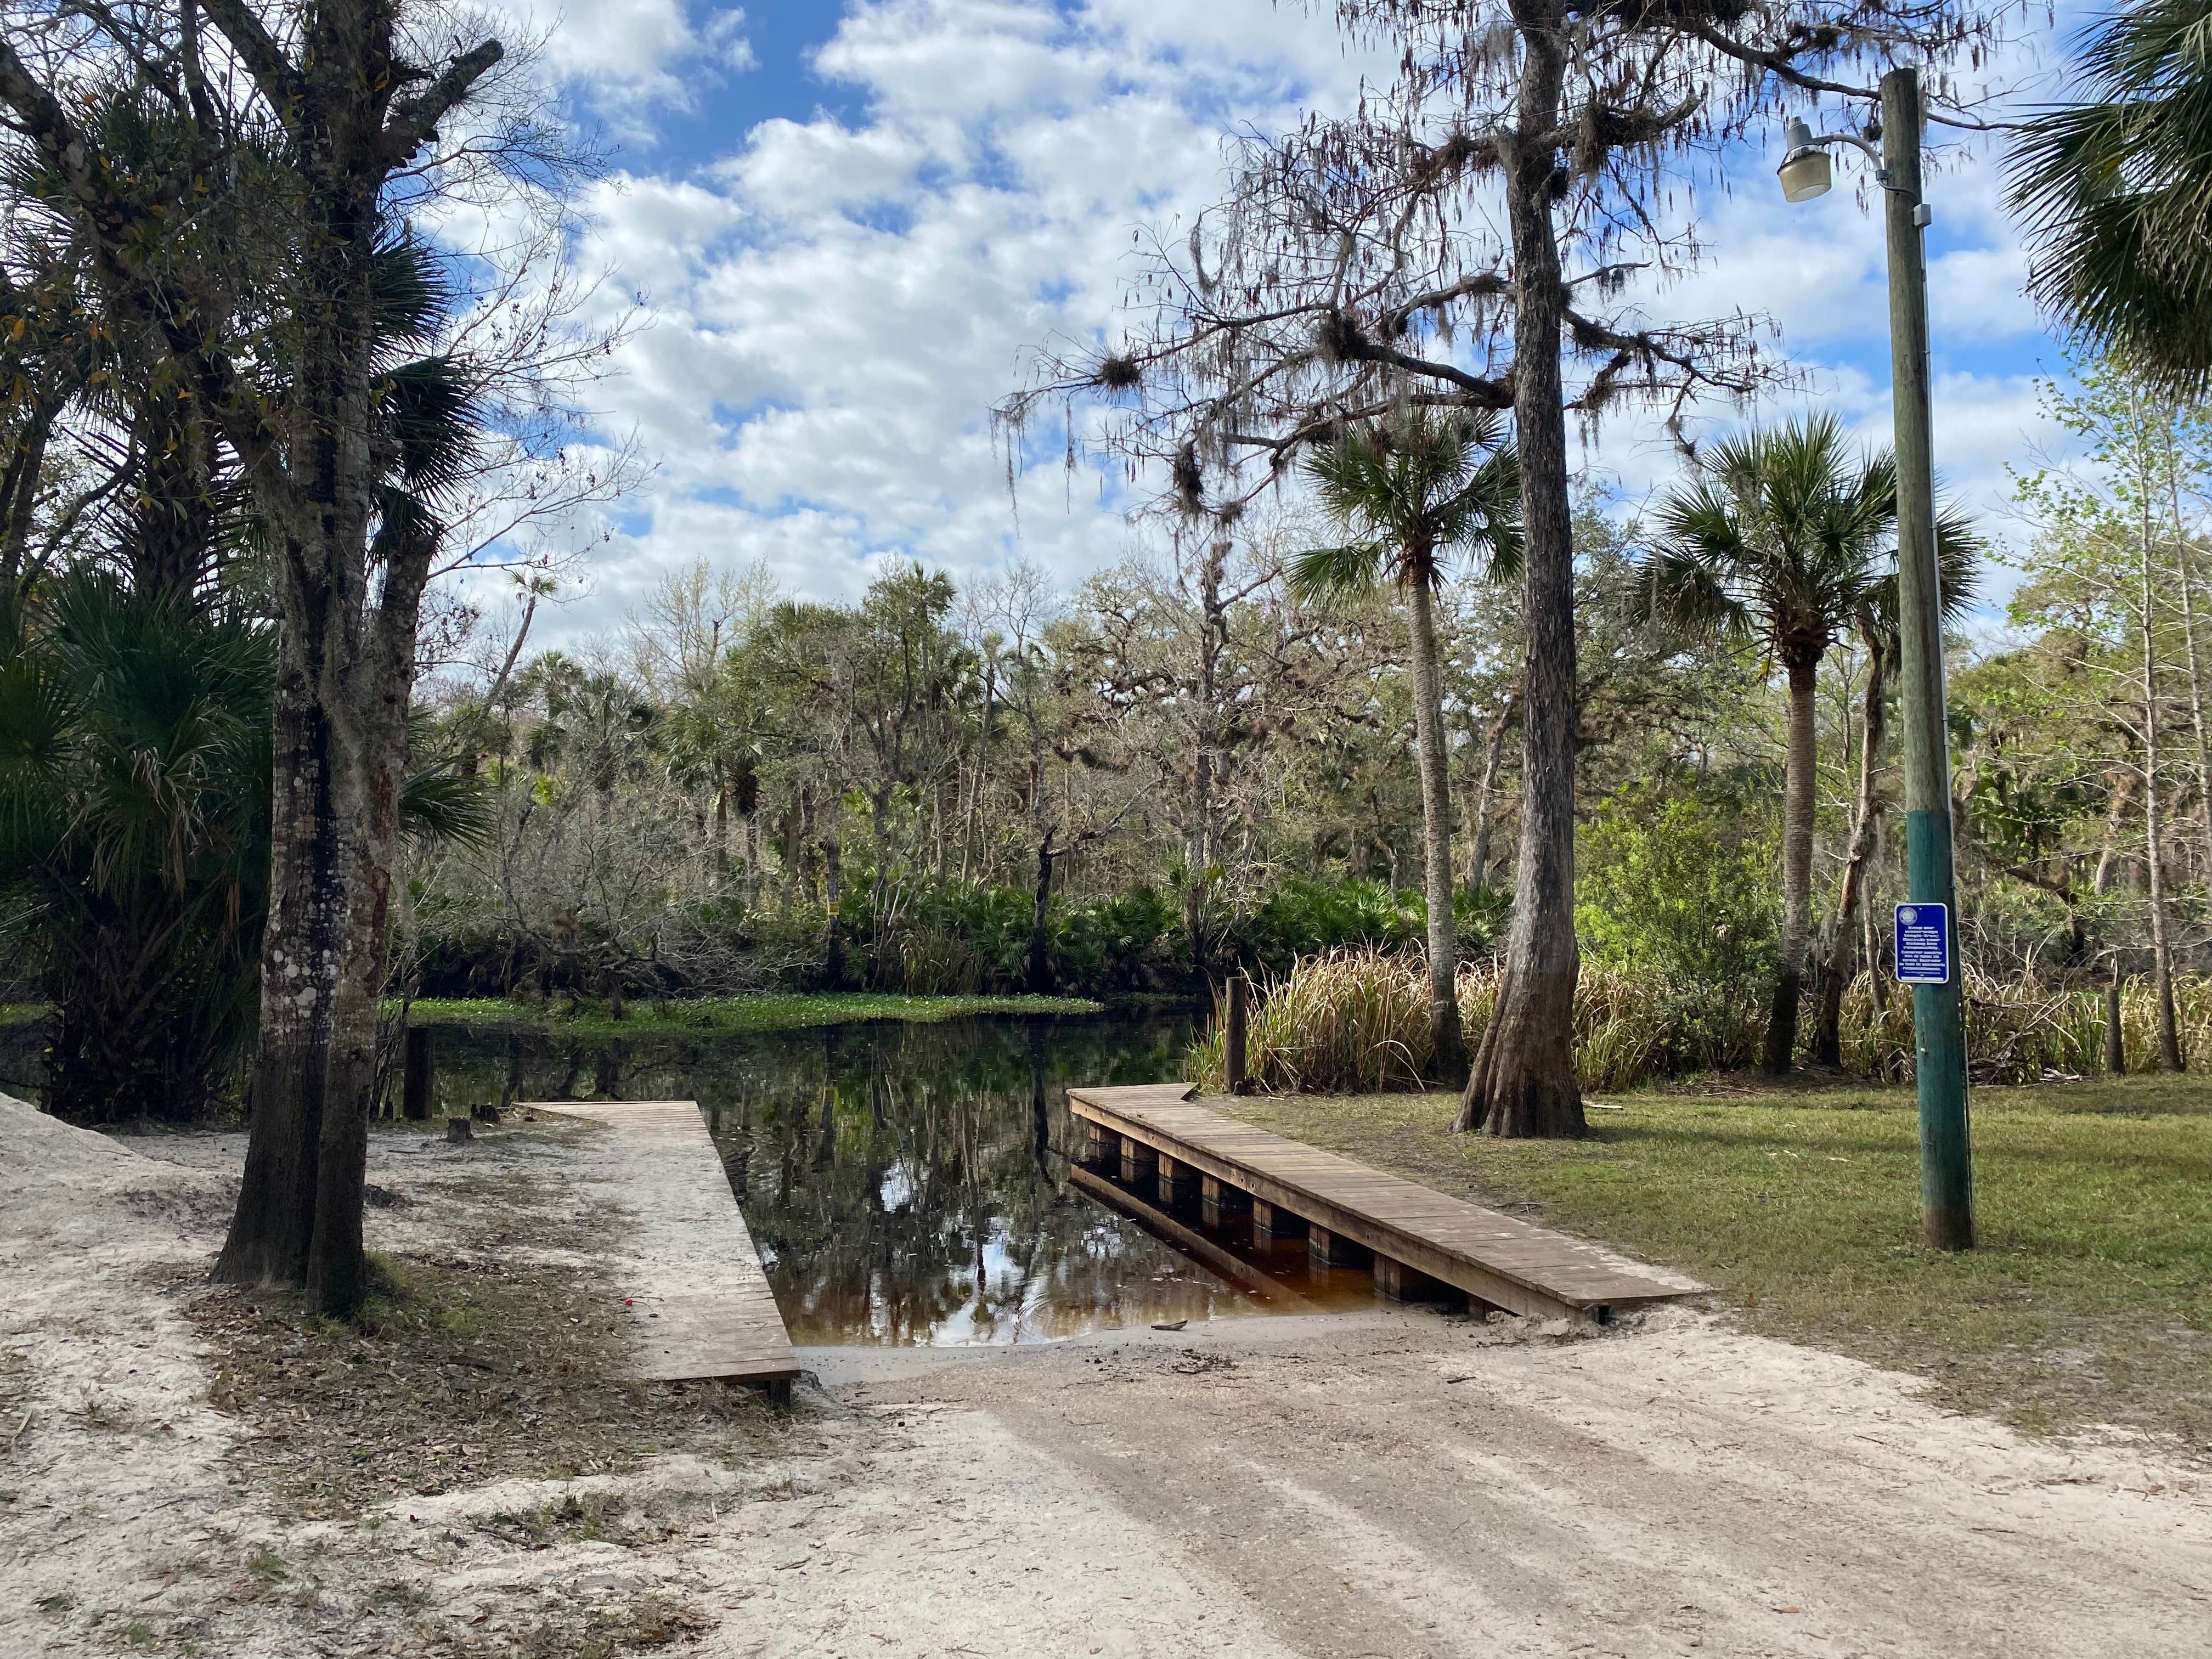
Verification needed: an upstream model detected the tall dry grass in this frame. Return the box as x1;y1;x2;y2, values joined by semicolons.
1188;947;1763;1094
1840;968;2212;1083
1190;946;2212;1094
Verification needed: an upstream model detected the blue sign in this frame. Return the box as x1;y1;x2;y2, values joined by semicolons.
1895;903;1951;985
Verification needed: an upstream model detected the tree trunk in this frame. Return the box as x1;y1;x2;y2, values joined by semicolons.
1026;829;1056;994
2104;957;2127;1075
1863;832;1888;1017
1404;564;1467;1085
714;780;730;881
0;397;55;601
1767;648;1821;1074
2140;540;2185;1073
306;517;438;1316
214;455;376;1301
1468;685;1520;892
2094;766;2136;895
1459;22;1583;1138
742;808;760;910
2172;528;2212;882
1813;634;1887;1067
1188;538;1228;978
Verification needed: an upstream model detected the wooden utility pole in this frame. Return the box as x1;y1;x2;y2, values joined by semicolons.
1883;67;1975;1249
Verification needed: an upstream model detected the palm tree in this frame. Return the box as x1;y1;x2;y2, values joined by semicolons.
0;572;489;1122
2008;1;2212;399
1638;416;1978;1075
1291;410;1521;1086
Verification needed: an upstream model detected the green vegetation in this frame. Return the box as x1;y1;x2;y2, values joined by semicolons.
1227;1076;2212;1447
404;991;1103;1039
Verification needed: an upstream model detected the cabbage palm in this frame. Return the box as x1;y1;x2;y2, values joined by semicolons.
1290;410;1521;1086
1639;416;1978;1075
2008;1;2212;398
0;573;489;1123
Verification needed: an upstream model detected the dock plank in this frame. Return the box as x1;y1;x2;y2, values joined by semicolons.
526;1099;799;1389
1066;1085;1705;1320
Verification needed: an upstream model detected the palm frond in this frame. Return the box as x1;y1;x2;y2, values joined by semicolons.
1288;540;1389;604
2007;0;2212;398
379;354;478;503
400;761;496;850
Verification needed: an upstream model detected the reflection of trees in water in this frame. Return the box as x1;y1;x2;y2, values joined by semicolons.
415;1013;1203;1342
724;1015;1212;1344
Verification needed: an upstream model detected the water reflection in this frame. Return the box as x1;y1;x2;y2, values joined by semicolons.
55;1008;1395;1345
702;1015;1276;1345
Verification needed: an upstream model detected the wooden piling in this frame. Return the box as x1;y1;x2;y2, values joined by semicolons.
1226;977;1250;1096
1156;1152;1196;1207
402;1024;435;1121
1308;1224;1372;1269
1200;1173;1250;1228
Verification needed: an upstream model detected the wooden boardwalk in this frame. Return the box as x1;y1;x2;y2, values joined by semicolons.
529;1099;799;1398
1066;1084;1705;1322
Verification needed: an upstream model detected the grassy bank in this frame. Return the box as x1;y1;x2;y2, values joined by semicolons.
404;991;1104;1039
1225;1075;2212;1450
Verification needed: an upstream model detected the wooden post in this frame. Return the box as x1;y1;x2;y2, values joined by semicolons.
402;1024;435;1121
1155;1153;1195;1208
1882;66;1974;1252
1250;1199;1305;1242
1308;1224;1370;1269
1373;1256;1449;1304
1226;977;1250;1096
1200;1173;1249;1228
1120;1137;1156;1187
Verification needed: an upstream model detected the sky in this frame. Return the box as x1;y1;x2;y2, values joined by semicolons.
468;0;2088;648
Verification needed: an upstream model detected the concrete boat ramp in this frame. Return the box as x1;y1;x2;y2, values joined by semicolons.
532;1084;1697;1406
529;1099;800;1400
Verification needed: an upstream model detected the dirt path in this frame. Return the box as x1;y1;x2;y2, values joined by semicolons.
3;1093;2206;1658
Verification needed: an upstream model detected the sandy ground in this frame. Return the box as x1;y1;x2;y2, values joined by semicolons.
3;1090;2208;1658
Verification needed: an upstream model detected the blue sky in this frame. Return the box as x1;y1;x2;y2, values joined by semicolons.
467;0;2085;647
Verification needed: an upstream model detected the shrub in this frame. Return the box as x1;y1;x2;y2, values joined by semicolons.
1576;792;1778;995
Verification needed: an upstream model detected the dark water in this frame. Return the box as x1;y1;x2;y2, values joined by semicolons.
419;1009;1382;1345
0;1008;1387;1344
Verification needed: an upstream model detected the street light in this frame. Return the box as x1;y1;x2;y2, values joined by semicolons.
1776;119;1833;201
1779;68;1976;1252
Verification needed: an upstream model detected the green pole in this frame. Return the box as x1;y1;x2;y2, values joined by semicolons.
1881;67;1975;1249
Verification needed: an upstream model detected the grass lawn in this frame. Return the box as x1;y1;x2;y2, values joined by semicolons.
403;991;1104;1039
1226;1075;2212;1451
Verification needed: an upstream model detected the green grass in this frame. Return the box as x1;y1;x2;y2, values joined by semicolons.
0;1002;48;1029
1225;1074;2212;1451
400;991;1103;1038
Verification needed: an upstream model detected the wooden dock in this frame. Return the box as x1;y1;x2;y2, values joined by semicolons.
528;1099;799;1400
1066;1084;1705;1323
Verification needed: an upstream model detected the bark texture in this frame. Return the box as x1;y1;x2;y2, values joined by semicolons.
1765;650;1822;1075
1458;15;1583;1139
0;9;506;1313
1812;632;1887;1068
1405;565;1468;1087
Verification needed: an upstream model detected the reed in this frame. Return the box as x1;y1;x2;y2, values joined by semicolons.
1191;945;2212;1093
1841;968;2212;1083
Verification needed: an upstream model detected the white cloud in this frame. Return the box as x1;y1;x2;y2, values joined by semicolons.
522;0;2072;648
482;0;756;130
